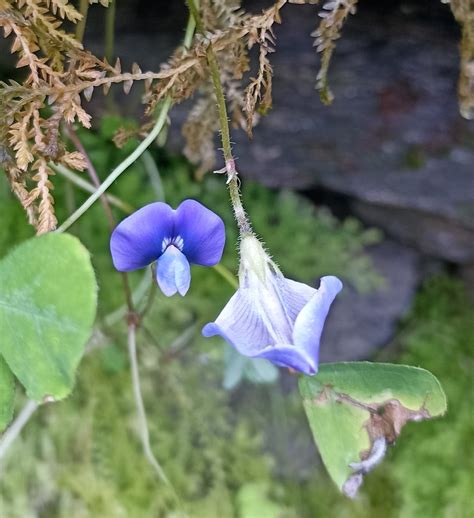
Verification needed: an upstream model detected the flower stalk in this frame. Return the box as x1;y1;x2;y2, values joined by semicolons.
187;0;252;236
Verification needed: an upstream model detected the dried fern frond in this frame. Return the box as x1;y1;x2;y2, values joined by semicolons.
0;0;87;231
448;0;474;119
199;0;244;31
181;0;283;174
32;157;56;234
312;0;357;104
242;0;287;136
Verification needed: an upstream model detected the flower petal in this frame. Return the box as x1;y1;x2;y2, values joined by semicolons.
175;199;225;266
292;275;343;368
202;288;276;355
110;202;175;271
280;278;316;322
156;245;191;297
254;345;318;375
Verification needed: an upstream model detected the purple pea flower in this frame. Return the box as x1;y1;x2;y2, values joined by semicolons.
202;234;342;375
110;199;225;296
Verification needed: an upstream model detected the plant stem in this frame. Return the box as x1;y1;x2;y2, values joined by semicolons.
212;263;238;289
75;0;89;43
53;164;134;213
141;150;165;201
67;127;116;228
127;324;171;485
0;401;38;464
187;0;252;236
138;266;157;320
56;96;172;233
104;0;116;64
66;126;135;312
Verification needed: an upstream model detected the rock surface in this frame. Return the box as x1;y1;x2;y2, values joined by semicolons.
320;240;420;363
322;157;474;263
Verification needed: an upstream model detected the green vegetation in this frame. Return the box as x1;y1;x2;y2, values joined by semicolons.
0;122;471;517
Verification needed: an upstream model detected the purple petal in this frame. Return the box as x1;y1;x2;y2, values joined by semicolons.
156;245;191;297
175;199;225;266
110;202;175;271
292;275;343;367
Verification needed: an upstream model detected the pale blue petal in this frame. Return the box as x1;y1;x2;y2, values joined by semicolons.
202;289;275;355
110;202;175;271
203;274;342;375
175;199;225;266
254;345;318;375
292;275;343;367
279;278;316;322
156;245;191;297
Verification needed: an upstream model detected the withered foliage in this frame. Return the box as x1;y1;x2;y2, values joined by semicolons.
311;0;357;105
0;0;470;232
448;0;474;119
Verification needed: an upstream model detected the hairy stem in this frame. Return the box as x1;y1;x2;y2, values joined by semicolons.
187;0;252;236
0;401;38;464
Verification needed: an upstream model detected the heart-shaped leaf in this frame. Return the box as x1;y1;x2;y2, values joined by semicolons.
299;362;447;497
0;233;97;403
0;357;15;432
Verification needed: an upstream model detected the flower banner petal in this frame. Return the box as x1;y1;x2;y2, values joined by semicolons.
156;245;191;297
110;202;175;271
175;199;225;266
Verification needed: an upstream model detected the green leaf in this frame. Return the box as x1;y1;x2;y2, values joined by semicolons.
0;357;15;431
0;233;97;402
299;362;447;497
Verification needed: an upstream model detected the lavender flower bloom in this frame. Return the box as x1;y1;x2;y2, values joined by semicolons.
110;199;225;296
202;235;342;375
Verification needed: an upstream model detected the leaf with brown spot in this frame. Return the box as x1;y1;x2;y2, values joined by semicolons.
299;362;447;498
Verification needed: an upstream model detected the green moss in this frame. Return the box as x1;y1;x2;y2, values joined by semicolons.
388;276;474;518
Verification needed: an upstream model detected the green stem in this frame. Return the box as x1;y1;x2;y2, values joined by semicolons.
56;97;171;233
105;0;116;64
127;324;177;498
187;0;252;236
75;0;89;43
212;263;238;289
0;401;38;464
52;163;134;213
141;150;165;201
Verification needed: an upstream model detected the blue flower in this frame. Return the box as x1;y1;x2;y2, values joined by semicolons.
110;199;225;296
202;234;342;375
